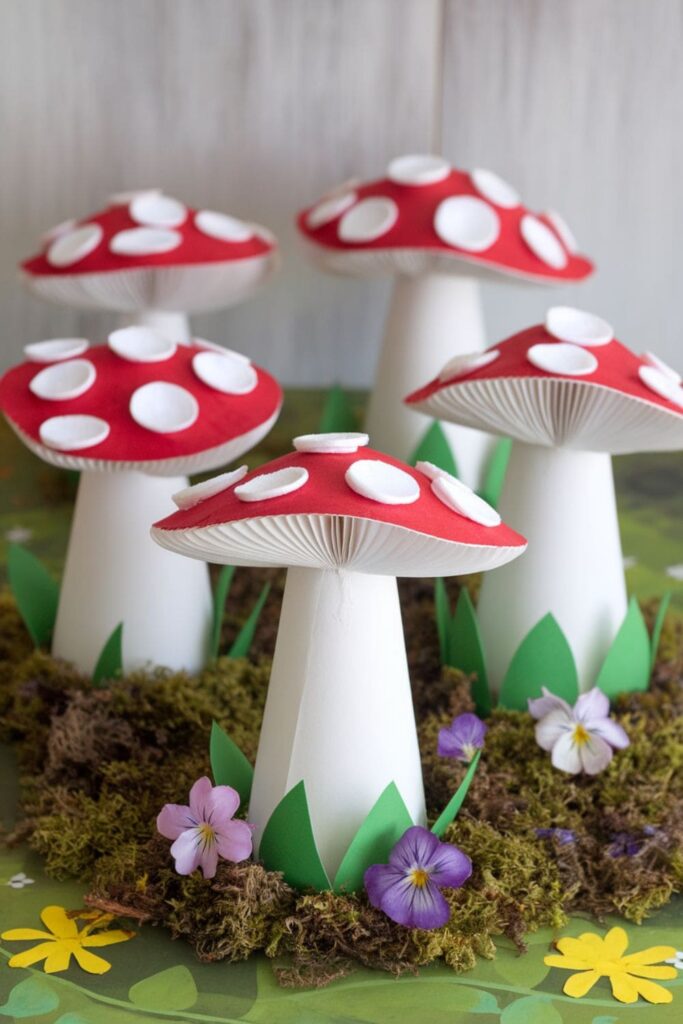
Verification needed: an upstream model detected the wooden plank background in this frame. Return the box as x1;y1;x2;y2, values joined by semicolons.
0;0;680;384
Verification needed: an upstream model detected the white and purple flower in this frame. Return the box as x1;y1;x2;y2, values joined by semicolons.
364;826;472;930
437;712;487;763
529;687;629;776
157;776;253;879
5;872;35;890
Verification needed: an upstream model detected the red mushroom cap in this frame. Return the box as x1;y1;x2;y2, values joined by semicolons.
21;190;279;313
297;155;593;283
406;307;683;454
152;433;526;577
0;328;282;475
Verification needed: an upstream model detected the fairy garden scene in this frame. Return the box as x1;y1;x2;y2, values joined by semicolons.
0;167;682;1023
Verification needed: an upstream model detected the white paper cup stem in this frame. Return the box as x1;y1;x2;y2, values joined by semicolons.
116;310;191;345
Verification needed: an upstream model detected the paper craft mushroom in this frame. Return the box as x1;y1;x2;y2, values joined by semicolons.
407;306;683;690
298;156;593;487
22;189;279;343
152;433;526;876
0;327;282;674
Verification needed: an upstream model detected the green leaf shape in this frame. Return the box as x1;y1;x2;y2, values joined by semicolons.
480;436;512;508
211;564;236;658
210;720;253;806
0;976;60;1018
333;782;413;893
433;578;451;665
229;582;271;659
501;995;562;1024
7;543;60;647
54;1015;93;1024
493;951;550;989
128;965;198;1012
410;420;458;476
91;622;123;688
499;613;578;711
259;780;330;891
431;749;481;839
650;591;671;669
596;596;651;698
319;384;358;433
450;588;491;716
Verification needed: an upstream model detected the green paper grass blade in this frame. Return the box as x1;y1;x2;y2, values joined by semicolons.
228;582;271;659
259;780;330;890
433;578;451;665
410;420;458;476
480;437;512;508
333;782;413;893
499;613;578;711
6;543;60;648
596;595;652;698
211;565;236;658
650;591;671;669
431;749;481;838
92;623;123;687
449;588;491;716
210;721;253;806
319;384;358;432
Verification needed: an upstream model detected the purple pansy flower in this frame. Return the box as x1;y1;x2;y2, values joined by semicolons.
157;776;252;879
528;687;629;775
364;826;472;930
438;712;488;763
535;827;576;846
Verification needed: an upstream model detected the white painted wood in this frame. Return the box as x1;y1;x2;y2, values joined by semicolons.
441;0;683;369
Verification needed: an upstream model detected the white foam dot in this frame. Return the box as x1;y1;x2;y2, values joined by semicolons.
47;224;103;267
434;196;500;253
306;192;358;229
431;474;501;527
545;307;613;347
415;460;445;481
173;466;249;509
29;360;96;401
527;342;598;376
40;415;110;451
387;154;450;186
641;352;681;384
192;350;257;395
545;209;578;254
293;432;369;454
108;326;177;363
345;459;419;505
638;366;683;409
338;197;398;243
24;338;90;363
470;168;520;209
194;210;254;243
41;219;78;245
520;214;568;270
438;349;500;382
110;227;182;256
130;382;199;433
235;466;309;502
130;193;187;228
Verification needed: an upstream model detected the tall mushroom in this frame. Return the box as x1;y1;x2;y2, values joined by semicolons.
0;327;282;674
22;189;279;343
152;433;526;876
407;307;683;690
298;156;593;487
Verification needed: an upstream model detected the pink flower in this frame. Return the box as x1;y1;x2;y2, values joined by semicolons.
156;776;252;879
528;687;629;775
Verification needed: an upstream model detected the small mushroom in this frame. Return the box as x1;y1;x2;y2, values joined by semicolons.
0;327;282;674
152;433;526;875
22;190;279;343
298;156;593;487
407;306;683;690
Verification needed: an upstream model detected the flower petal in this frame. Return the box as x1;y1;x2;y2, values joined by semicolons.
364;863;403;910
388;826;439;871
601;926;629;959
550;732;583;774
624;965;677;980
72;946;112;974
156;803;194;840
427;843;472;889
373;869;449;929
563;969;600;998
43;944;73;973
544;954;595;970
556;936;599;959
590;718;630;750
198;842;219;879
40;906;78;939
170;829;202;875
609;972;640;1003
528;688;572;720
1;928;53;940
81;929;135;948
622;945;678;966
7;941;56;969
574;688;609;723
535;709;573;751
579;734;613;775
188;776;214;820
205;784;241;823
627;977;674;1003
215;819;253;863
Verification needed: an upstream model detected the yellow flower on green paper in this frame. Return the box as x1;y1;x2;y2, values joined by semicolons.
544;926;677;1004
1;905;135;975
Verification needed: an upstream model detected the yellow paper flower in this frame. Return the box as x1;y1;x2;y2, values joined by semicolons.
544;926;677;1004
1;905;135;974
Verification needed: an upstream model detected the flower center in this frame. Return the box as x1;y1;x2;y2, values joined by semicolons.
572;723;590;746
410;868;430;888
462;743;476;762
196;822;216;848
